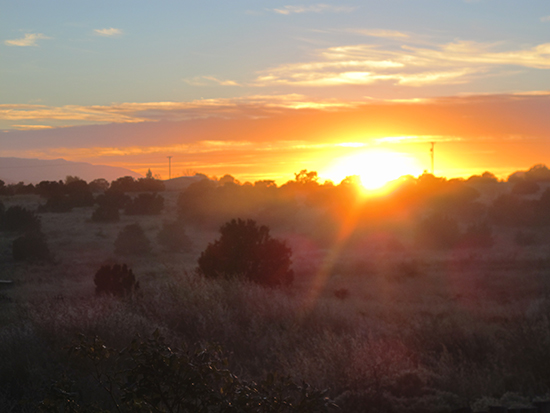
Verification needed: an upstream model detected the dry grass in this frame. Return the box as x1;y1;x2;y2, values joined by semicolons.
2;192;550;411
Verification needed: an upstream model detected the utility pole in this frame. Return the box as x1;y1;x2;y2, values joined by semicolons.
167;156;172;180
430;142;435;174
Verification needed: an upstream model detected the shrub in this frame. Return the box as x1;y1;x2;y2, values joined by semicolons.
37;195;74;213
197;218;294;286
91;205;120;222
1;206;41;232
157;219;192;252
40;332;334;412
12;230;52;262
125;193;164;215
114;223;151;255
96;189;131;210
94;264;139;296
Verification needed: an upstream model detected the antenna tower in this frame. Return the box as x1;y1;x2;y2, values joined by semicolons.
430;142;435;174
167;156;172;180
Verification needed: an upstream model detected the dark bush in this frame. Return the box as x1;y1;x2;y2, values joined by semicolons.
94;264;139;296
12;230;52;262
64;179;94;207
125;193;164;215
37;195;74;213
136;177;165;192
197;218;294;286
89;178;110;193
1;206;41;232
91;205;120;222
114;223;151;255
110;176;138;192
512;180;540;195
96;189;131;210
35;180;65;198
157;219;192;252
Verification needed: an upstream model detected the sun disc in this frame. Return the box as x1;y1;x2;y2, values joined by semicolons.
324;150;423;191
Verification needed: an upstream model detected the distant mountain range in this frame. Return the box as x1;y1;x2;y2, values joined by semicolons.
0;157;142;184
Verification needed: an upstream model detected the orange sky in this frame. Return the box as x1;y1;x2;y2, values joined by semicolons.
2;92;550;184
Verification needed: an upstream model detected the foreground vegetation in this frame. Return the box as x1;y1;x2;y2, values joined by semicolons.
3;167;550;411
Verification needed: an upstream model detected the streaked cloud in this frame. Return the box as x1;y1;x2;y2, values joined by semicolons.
11;125;54;131
0;95;359;129
348;29;409;39
184;76;241;86
271;4;355;15
4;33;50;47
253;41;550;87
541;15;550;22
3;92;550;183
94;28;123;37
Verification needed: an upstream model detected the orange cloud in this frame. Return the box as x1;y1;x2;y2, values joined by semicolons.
3;92;550;183
0;95;359;130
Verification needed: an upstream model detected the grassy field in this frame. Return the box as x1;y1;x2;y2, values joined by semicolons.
2;191;550;412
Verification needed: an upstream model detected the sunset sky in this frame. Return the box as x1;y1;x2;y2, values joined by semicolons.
2;1;550;184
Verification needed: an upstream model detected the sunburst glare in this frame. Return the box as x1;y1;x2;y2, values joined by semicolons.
324;149;424;191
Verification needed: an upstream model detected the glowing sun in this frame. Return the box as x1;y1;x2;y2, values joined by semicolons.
324;150;424;190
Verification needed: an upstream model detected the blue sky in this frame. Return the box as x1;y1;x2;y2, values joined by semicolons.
2;1;550;181
3;1;550;108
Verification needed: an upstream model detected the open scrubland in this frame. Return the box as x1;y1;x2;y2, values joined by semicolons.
3;170;550;412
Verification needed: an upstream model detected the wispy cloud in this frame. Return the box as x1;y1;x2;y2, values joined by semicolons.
271;4;355;15
184;76;241;86
348;29;409;39
541;15;550;22
94;28;123;37
5;33;50;47
11;125;54;131
0;95;358;129
253;41;550;87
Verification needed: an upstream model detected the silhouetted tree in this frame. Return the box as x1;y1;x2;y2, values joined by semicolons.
1;206;41;232
96;189;132;210
64;178;94;207
94;264;139;296
136;177;165;192
12;230;52;262
114;223;151;255
197;218;293;286
110;176;137;192
91;205;120;222
89;178;110;193
512;180;540;195
525;164;550;182
125;193;164;215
